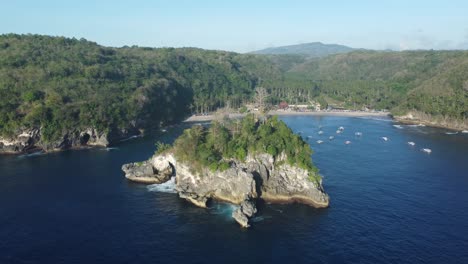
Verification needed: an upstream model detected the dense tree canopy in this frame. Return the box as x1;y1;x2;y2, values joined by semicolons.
1;34;467;141
169;115;320;183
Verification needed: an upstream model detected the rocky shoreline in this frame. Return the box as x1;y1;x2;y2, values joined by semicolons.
393;113;468;131
0;127;141;155
122;152;329;228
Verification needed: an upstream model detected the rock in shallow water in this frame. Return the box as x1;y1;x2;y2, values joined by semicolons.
122;159;173;184
232;200;258;228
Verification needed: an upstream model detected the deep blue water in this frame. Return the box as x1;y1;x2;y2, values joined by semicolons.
1;116;468;264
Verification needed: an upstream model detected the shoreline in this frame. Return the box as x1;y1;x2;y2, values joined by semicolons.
184;110;390;122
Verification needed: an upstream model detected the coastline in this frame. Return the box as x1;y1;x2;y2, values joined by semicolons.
184;110;390;122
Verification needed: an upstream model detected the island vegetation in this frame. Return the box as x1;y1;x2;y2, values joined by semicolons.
164;114;320;183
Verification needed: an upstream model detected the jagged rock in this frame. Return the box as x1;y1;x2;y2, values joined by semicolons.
0;129;40;153
121;159;173;184
0;126;141;154
232;200;257;228
240;200;257;217
152;154;175;176
175;160;257;206
247;153;329;208
122;151;329;228
232;207;250;228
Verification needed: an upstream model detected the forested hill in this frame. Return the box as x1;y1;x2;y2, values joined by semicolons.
250;42;355;57
0;34;281;140
1;34;467;145
276;50;468;125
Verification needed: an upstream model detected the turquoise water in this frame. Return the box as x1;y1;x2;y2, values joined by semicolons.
1;116;467;264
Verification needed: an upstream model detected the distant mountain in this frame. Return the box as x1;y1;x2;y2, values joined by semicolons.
250;42;355;57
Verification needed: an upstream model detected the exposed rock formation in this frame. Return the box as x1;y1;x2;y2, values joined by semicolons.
0;127;140;154
232;200;257;228
122;154;175;183
122;152;330;228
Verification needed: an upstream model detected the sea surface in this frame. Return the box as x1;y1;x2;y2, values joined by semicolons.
1;116;468;264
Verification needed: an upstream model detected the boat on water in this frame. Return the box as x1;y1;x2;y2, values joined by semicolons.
421;148;432;154
393;125;403;129
336;130;342;134
318;131;324;135
329;136;334;140
355;132;362;136
316;140;324;144
338;126;345;131
382;137;388;141
407;142;416;146
345;140;351;145
462;130;468;134
445;131;458;135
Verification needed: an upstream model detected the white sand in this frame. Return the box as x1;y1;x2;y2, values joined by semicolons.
184;111;390;122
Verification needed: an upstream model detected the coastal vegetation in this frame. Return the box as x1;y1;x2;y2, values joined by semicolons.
170;115;321;182
1;34;467;144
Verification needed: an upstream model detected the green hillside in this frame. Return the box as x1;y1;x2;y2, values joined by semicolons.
250;42;355;58
1;34;467;143
0;34;281;140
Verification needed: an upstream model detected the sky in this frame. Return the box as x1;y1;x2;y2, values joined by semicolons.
1;0;468;52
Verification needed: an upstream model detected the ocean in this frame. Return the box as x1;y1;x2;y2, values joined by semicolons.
1;116;467;264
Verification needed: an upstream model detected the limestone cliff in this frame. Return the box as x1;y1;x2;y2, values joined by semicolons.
122;152;329;228
0;127;140;154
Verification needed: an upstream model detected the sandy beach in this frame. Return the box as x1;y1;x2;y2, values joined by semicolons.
184;111;390;122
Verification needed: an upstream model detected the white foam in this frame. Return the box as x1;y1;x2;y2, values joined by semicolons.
120;135;141;142
105;147;119;151
147;177;177;193
17;151;45;159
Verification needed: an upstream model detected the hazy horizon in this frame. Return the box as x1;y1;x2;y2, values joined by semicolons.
2;0;468;53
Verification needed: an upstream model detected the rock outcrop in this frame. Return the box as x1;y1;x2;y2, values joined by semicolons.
122;152;330;228
0;126;140;154
122;154;175;183
232;200;257;228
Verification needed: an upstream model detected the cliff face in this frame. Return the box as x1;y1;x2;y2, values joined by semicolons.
0;127;139;154
394;111;468;131
122;152;329;228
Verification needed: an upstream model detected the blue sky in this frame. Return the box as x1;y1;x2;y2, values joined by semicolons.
2;0;468;52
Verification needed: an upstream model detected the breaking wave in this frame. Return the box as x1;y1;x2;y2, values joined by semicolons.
147;177;177;193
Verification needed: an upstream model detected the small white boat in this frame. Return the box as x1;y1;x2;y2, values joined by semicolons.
316;140;324;144
462;130;468;134
345;140;351;145
407;142;416;146
339;126;345;131
355;132;362;136
318;131;324;135
421;148;432;154
445;131;458;135
393;125;403;129
381;137;388;141
161;129;167;133
329;136;334;140
336;130;342;134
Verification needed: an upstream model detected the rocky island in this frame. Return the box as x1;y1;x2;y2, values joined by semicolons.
122;115;329;228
